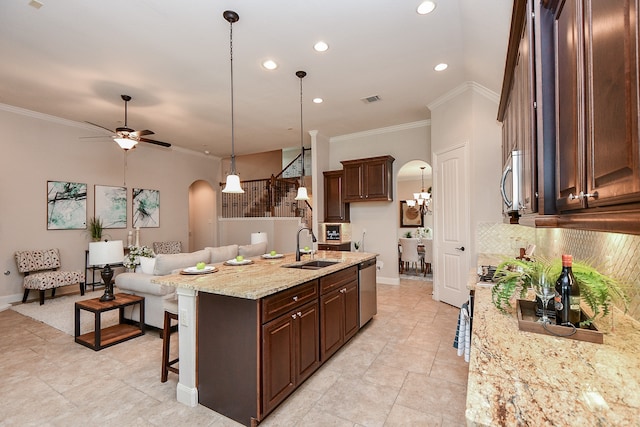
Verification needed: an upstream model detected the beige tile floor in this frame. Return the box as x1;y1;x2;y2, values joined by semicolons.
0;279;468;426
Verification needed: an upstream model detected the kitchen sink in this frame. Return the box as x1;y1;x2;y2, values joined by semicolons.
283;260;340;270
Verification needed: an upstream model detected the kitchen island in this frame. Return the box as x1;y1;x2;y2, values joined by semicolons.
153;250;376;426
466;274;640;426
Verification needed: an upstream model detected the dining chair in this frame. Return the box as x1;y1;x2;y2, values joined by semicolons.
422;239;433;276
399;238;421;275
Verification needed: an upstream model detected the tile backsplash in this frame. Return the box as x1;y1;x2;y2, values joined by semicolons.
477;223;640;322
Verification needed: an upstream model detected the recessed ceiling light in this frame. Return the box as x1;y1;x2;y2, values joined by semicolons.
29;0;44;9
313;98;323;104
262;59;278;70
417;1;436;15
314;41;329;52
434;63;448;71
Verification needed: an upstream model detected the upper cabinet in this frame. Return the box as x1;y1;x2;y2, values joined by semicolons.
341;156;395;202
498;0;538;218
499;0;640;235
323;170;350;222
555;0;640;211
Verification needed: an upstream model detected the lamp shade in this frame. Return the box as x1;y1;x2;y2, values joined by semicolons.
114;137;138;150
295;186;309;201
251;232;268;245
222;173;244;193
89;240;125;266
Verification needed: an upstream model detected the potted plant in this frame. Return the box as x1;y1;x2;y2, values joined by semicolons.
88;216;104;241
491;256;629;326
403;231;413;238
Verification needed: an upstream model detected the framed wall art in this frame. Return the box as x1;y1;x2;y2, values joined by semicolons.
95;185;127;228
132;188;160;228
47;180;87;229
400;200;424;228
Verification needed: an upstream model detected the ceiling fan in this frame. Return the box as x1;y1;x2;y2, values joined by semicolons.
86;95;172;150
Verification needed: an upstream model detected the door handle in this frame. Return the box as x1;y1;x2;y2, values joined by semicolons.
455;246;465;252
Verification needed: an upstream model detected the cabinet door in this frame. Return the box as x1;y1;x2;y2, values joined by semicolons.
323;170;349;222
343;163;364;201
295;302;320;383
363;159;390;200
320;289;344;361
343;281;359;342
584;0;640;206
555;0;585;211
262;313;295;414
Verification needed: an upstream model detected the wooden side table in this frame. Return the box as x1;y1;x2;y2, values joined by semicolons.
75;293;145;351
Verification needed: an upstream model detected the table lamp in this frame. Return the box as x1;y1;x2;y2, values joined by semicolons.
89;240;124;302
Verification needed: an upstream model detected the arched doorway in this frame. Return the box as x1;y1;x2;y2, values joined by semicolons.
188;180;216;252
397;160;433;279
397;160;433;236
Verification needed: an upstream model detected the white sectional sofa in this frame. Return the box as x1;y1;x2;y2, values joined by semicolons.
115;242;267;329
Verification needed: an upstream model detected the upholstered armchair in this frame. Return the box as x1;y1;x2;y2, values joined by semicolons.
15;248;84;305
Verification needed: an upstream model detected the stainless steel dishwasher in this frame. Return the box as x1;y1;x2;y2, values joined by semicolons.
358;258;377;327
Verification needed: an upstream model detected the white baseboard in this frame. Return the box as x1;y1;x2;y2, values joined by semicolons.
0;293;22;311
377;276;400;285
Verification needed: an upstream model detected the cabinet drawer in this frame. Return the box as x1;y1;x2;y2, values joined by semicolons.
261;280;318;324
320;266;357;295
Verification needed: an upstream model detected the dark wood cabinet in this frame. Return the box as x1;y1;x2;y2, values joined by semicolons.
552;0;640;230
323;170;349;222
498;0;538;216
262;300;319;414
341;155;394;202
319;266;358;361
498;0;640;234
317;242;351;252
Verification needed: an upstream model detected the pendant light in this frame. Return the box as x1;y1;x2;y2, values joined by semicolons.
294;70;310;201
406;166;431;214
221;10;244;194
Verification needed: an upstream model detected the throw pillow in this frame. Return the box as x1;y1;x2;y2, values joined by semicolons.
238;241;268;257
207;244;239;263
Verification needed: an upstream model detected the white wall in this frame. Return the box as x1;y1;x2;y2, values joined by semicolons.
0;106;219;305
429;82;503;269
328;122;430;284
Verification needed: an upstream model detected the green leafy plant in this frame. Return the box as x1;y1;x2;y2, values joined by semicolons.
88;216;103;241
404;231;413;238
491;257;629;326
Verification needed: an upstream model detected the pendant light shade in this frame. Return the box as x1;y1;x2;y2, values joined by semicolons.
294;70;310;201
221;10;244;194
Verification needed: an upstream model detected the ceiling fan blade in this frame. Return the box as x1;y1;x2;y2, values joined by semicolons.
79;135;112;139
85;121;115;134
139;137;172;148
131;129;154;137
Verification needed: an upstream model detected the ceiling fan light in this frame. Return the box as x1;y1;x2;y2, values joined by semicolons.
295;186;309;201
222;174;244;193
114;137;137;150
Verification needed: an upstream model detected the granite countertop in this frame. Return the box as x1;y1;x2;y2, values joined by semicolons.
466;270;640;426
152;250;376;300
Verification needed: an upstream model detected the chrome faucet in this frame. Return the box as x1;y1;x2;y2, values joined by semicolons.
296;227;317;261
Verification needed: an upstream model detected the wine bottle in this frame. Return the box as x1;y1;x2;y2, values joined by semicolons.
554;254;581;326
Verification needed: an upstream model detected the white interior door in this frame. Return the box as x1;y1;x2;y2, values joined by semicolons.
434;143;470;308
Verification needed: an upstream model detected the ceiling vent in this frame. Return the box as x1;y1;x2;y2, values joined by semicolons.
361;95;382;103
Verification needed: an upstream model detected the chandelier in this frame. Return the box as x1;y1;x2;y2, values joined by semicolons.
406;166;431;214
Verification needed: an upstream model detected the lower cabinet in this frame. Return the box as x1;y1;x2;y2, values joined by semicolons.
319;266;359;361
198;266;362;427
262;300;320;415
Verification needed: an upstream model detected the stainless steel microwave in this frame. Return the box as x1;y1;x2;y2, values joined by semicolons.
500;150;523;217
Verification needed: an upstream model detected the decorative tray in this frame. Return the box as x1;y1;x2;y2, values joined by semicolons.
224;259;254;266
261;253;284;259
180;266;216;275
516;299;603;344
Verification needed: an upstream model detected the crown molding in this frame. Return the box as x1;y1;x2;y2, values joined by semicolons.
427;81;499;110
330;119;431;142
